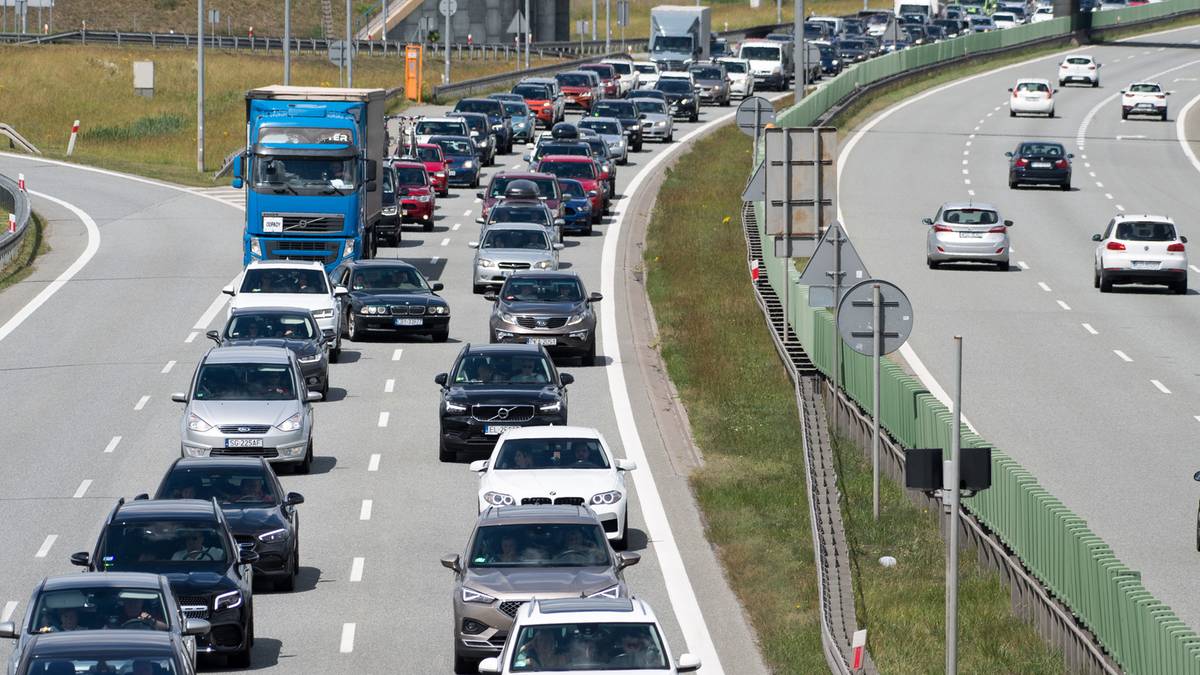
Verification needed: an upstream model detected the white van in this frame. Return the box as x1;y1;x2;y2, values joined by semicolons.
738;39;788;91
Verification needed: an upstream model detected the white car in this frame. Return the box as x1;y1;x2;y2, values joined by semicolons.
224;260;347;360
470;426;636;548
1031;6;1056;22
717;57;755;98
478;597;701;675
1093;214;1188;293
1008;78;1055;117
601;58;640;96
413;116;470;145
991;11;1019;28
1058;54;1100;86
632;60;661;89
1121;81;1170;120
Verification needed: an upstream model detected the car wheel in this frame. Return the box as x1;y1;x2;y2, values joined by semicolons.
996;260;1010;271
1163;109;1170;121
453;653;477;674
473;284;486;294
1099;270;1113;293
614;528;628;550
1048;109;1055;118
689;112;698;123
666;132;673;143
228;623;253;668
1009;109;1016;117
585;222;593;236
1121;110;1128;120
1061;181;1071;191
276;553;297;592
584;339;598;367
1009;178;1018;189
1058;79;1065;86
1093;268;1100;289
329;340;341;364
1174;278;1188;294
439;438;456;463
346;316;360;342
295;440;313;475
320;377;329;398
927;257;939;270
424;221;433;232
1092;79;1099;88
432;329;449;343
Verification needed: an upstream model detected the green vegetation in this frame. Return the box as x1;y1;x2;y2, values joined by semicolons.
0;213;48;293
569;0;893;40
644;120;1063;671
52;0;345;38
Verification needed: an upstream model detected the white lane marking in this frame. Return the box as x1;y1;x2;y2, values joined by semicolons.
1105;193;1113;200
1116;135;1146;140
963;150;970;156
1017;261;1029;269
367;454;381;472
1116;205;1125;212
350;557;365;582
1056;300;1072;311
339;623;356;653
440;237;450;246
1190;265;1200;274
964;179;971;185
185;331;199;343
0;191;100;344
192;288;232;330
104;436;122;453
968;134;976;139
962;168;969;175
1152;379;1171;394
1084;162;1091;168
1175;91;1200;179
1082;323;1098;335
1081;154;1087;160
35;535;57;558
994;105;1001;111
1037;281;1051;292
72;480;92;499
452;223;462;231
1114;350;1133;362
973;125;980;131
1089;171;1097;177
966;141;972;147
473;198;481;204
1;601;16;622
377;412;389;428
986;111;994;117
392;348;403;361
962;159;968;165
1078;57;1200;149
161;360;176;374
1095;182;1104;188
462;209;471;216
978;119;986;124
1194;415;1200;423
134;395;150;411
967;189;976;196
360;500;373;521
430;256;440;264
384;378;395;393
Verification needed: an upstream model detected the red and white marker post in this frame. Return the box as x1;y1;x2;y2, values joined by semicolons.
17;173;25;191
851;629;867;670
750;259;760;282
7;213;16;234
66;120;80;156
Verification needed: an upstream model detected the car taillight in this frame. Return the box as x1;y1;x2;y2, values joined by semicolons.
1088;65;1096;70
1012;89;1018;98
1054;159;1069;169
1106;241;1126;250
1015;157;1029;167
1156;95;1166;100
988;225;1007;233
933;224;953;232
1168;242;1186;252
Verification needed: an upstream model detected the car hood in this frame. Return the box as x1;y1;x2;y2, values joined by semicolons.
445;385;561;404
350;291;439;306
501;300;585;315
464;566;620;596
189;400;302;427
162;571;236;595
223;337;320;357
597;133;624;145
640;112;670;123
232;293;332;312
695;78;724;87
483;469;615;498
477;248;556;262
222;506;287;537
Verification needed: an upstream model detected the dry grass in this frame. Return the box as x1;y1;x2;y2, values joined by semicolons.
47;0;350;38
0;213;47;293
569;0;894;40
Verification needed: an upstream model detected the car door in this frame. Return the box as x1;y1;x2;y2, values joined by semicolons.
1096;218;1116;267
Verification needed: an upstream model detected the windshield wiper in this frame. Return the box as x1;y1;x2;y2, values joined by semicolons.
323;184;350;196
272;185;299;196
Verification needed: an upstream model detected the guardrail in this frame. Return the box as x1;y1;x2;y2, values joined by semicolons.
430;51;627;103
0;173;33;271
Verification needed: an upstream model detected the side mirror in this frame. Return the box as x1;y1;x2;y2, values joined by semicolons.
677;654;702;673
240;550;260;565
1003;220;1013;227
1007;87;1013;92
432;282;444;292
334;285;349;296
484;292;498;302
366;180;377;192
922;217;933;225
434;373;448;386
553;243;565;251
1182;236;1189;244
559;373;575;386
221;284;235;296
171;392;188;403
205;329;221;344
286;492;305;506
554;218;566;227
1119;89;1126;94
588;292;603;303
1068;153;1074;158
616;551;641;569
366;160;378;181
469;459;488;472
440;553;462;573
616;458;638;471
1193;470;1200;482
231;177;244;189
1091;233;1103;241
476;191;485;199
476;217;486;225
1004;151;1013;157
1053;88;1059;94
588;190;598;197
0;621;17;639
307;390;323;402
69;551;90;567
478;657;501;674
134;493;150;501
523;154;532;162
183;618;211;636
468;240;480;249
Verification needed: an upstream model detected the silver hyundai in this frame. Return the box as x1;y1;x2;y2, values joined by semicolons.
173;346;320;474
469;224;565;294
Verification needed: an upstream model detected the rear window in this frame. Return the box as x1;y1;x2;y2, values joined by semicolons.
593;102;636;117
1016;81;1049;93
690;67;723;79
633;63;658;74
557;73;592;87
513;84;550;99
416;145;443;162
1018;143;1064;156
606;61;633;75
1129;83;1161;93
941;209;998;225
1116;221;1176;241
416;120;466;136
456;100;502;116
395;166;428;185
722;61;748;73
491;205;551;226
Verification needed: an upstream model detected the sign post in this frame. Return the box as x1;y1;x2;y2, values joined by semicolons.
946;335;963;675
440;0;456;84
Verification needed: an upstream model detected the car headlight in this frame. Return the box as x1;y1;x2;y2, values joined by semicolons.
477;258;496;268
416;195;432;202
586;584;621;599
482;491;516;506
276;413;303;432
565;311;588;326
428;305;449;315
258;528;288;543
360;305;384;315
499;312;518;324
342;239;355;260
435;171;446;177
461;587;496;604
534;259;554;270
187;412;212;432
214;591;242;611
656;120;666;127
382;206;398;216
463;160;475;169
681;98;692;104
539;401;562;414
298;353;323;364
249;237;262;257
311;308;334;320
444;401;468;414
591;490;623;505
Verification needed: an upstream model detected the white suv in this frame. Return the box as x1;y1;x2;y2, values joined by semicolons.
478;597;701;674
601;58;640;96
1121;81;1170;120
1093;214;1188;294
224;260;348;359
1058;54;1100;87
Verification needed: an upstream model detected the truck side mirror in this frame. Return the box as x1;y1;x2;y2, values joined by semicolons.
366;180;377;192
231;156;243;189
366;160;378;181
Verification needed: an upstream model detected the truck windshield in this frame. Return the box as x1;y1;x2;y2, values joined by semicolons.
653;36;694;52
253;156;356;194
740;46;781;60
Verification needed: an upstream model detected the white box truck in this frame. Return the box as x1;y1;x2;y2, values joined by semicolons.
650;6;712;66
895;0;941;18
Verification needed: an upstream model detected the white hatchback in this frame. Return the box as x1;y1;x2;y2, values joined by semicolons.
225;260;348;359
1009;78;1055;117
1093;214;1188;293
992;11;1019;28
1058;54;1101;86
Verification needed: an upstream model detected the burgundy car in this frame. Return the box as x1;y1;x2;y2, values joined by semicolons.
580;63;620;98
415;143;449;197
392;160;436;232
535;155;606;223
478;172;563;221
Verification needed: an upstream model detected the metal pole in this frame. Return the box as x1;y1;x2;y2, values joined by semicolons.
872;282;881;521
605;0;611;53
381;0;387;41
945;335;963;675
283;0;291;85
831;226;843;426
525;0;531;69
795;0;803;96
197;0;205;173
776;0;782;24
592;0;598;39
783;131;792;347
444;5;451;84
346;0;353;87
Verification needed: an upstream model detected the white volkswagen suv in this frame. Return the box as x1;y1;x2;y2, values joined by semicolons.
1121;81;1170;120
1093;214;1188;293
224;260;348;360
1058;54;1100;87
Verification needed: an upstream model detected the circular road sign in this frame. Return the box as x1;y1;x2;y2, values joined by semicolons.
836;279;913;357
736;96;776;138
439;0;458;17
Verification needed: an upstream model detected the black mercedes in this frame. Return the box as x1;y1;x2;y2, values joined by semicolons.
331;259;451;342
208;306;330;396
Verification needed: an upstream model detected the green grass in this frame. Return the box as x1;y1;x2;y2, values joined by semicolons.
51;0;356;39
644;120;1064;672
0;213;48;293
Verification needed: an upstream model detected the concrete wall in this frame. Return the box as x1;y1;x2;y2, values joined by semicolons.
386;0;570;45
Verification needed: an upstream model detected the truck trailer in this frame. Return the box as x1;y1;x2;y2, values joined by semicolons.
649;5;712;66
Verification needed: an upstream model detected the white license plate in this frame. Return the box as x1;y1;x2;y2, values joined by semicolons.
262;216;283;233
1131;261;1160;270
225;438;263;448
394;318;423;326
449;170;457;176
1137;103;1153;108
960;232;984;238
485;425;520;436
1024;96;1041;101
1031;161;1052;169
401;209;409;216
528;337;557;346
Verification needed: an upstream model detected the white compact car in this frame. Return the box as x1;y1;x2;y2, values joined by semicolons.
1093;214;1188;293
1031;6;1055;22
1121;81;1170;120
470;426;636;548
1009;78;1055;117
991;11;1019;28
225;260;347;360
632;60;661;89
1058;54;1100;86
717;57;755;98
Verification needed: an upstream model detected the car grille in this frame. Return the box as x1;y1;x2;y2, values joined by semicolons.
267;213;344;234
178;595;210;620
499;601;526;618
471;405;535;423
211;447;280;458
264;239;341;266
218;425;271;434
515;316;568;329
521;497;584;506
498;262;531;270
234;535;257;548
389;304;426;316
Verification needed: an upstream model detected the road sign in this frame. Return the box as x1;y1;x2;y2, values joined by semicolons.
439;0;457;17
576;19;590;35
328;40;349;68
742;161;766;202
617;0;630;27
736;96;775;138
507;10;529;34
796;223;868;306
836;279;913;357
763;126;837;239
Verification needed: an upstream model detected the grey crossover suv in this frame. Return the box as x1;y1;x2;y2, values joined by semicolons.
173;346;320;474
486;271;602;366
440;505;640;674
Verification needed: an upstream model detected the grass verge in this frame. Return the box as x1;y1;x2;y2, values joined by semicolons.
643;122;1064;671
569;0;894;40
0;213;48;293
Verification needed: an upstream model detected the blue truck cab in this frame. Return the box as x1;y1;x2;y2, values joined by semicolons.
233;86;387;272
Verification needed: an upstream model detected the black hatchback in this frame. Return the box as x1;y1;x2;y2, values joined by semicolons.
1006;141;1073;190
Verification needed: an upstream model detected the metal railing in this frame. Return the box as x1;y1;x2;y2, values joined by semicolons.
0;173;33;271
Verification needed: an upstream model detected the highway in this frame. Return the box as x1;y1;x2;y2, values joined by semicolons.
840;24;1200;631
0;95;773;672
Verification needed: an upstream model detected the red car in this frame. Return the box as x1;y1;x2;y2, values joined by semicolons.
555;71;601;112
534;155;606;223
414;143;449;196
478;172;563;222
391;160;436;232
580;63;620;98
513;80;561;128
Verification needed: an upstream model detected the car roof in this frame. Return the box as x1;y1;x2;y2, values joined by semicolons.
391;159;426;169
540;154;593;163
228;306;315;317
41;572;166;592
427;134;472;144
1114;213;1173;223
521;598;657;624
462;342;548;356
940;201;999;211
479;504;597;524
245;259;324;270
493;171;555;180
170;456;271;472
29;630;178;656
459;97;501;104
1129;81;1162;87
484;223;553;233
114;498;218;520
202;345;292;364
499;425;602;441
504;270;581;282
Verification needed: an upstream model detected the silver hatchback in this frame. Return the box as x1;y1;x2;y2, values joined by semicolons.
924;202;1014;270
173;346;320;474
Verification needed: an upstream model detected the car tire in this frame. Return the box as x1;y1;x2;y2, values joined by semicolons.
439;438;456;463
1092;79;1099;88
453;653;477;675
329;342;341;364
927;257;939;270
320;377;330;399
1099;270;1113;293
292;440;313;475
473;284;486;294
432;329;449;343
346;316;360;342
689;112;698;123
666;131;673;143
584;340;598;367
1162;109;1170;121
1121;110;1128;120
996;260;1010;271
1093;268;1100;288
1061;181;1071;191
585;222;593;236
1173;278;1188;294
1009;109;1016;117
1048;109;1055;118
228;623;253;668
1009;178;1018;189
1058;79;1065;87
276;554;297;592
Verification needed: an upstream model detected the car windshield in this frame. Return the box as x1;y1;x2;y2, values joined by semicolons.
558;180;586;198
584;140;608;158
495;438;610;470
536;144;590;160
994;12;1015;19
101;521;230;569
416;145;443;162
492;206;551;225
740;46;781;60
514;84;551;99
502;277;584;302
194;363;296;401
582;66;614;79
721;61;747;73
482;229;550;250
456;100;501;116
239;268;329;294
489;177;558;199
633;64;658;74
633;100;666;114
593;103;635;117
653;35;693;52
540;161;596;180
941;208;999;225
226;313;316;340
416;121;466;136
510;622;667;672
1130;83;1161;93
350;266;428;291
30;588;170;634
1018;143;1064;156
252;157;355;193
690;67;722;80
382;168;395;195
455;116;488;133
468;523;611;568
581;120;621;135
436;138;474;156
28;658;178;675
394;166;428;186
557;73;592;87
606;61;632;75
158;467;277;506
452;354;553;385
504;102;529;116
656;79;693;93
1116;221;1176;241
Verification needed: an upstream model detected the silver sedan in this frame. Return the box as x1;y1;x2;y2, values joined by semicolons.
469;224;565;294
578;116;629;165
631;98;674;143
924;201;1013;270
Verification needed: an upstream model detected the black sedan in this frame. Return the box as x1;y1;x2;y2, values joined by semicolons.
332;259;450;342
208;306;330;395
153;457;304;592
590;100;645;151
655;78;700;123
1006;141;1072;190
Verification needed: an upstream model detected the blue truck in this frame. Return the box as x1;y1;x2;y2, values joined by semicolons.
232;86;387;271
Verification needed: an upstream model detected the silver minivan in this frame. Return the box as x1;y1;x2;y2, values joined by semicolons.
173;346;319;473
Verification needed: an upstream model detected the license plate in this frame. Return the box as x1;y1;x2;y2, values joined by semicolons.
485;425;520;436
262;216;283;233
1031;161;1052;169
1131;261;1159;270
1138;103;1153;108
960;232;983;238
449;170;457;176
528;337;557;346
401;209;409;216
225;438;263;448
394;318;423;326
1024;96;1041;101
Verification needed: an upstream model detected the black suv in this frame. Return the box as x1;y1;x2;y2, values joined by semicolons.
589;100;644;151
70;498;256;667
655;78;699;122
153;457;305;592
435;343;573;462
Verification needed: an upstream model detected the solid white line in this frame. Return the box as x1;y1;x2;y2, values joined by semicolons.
360;500;373;521
1176;92;1200;179
134;395;150;411
72;479;92;499
1190;265;1200;274
1037;281;1051;292
1082;323;1098;335
384;378;395;393
339;623;356;653
452;223;462;231
377;412;389;427
1113;350;1133;362
104;436;122;453
440;237;450;246
367;454;381;472
350;557;365;582
1079;57;1200;150
1056;300;1072;311
1017;261;1029;270
192;290;230;330
161;360;176;374
1152;379;1171;394
0;191;100;344
35;535;57;558
391;348;403;361
185;331;199;343
0;601;16;622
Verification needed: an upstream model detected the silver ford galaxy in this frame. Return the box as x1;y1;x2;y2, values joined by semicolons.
173;346;319;474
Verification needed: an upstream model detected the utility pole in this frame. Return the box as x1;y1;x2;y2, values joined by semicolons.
443;2;450;85
592;0;597;39
381;0;388;42
777;0;782;24
795;0;804;96
197;0;205;172
346;0;353;86
525;0;531;69
283;0;291;85
945;336;964;675
605;0;611;52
